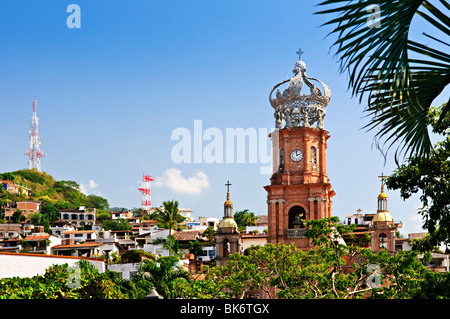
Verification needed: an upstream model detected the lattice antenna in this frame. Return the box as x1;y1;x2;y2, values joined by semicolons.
24;98;46;171
138;172;154;211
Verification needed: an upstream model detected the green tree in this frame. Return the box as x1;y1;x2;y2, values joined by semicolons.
0;172;15;182
386;104;450;250
0;260;126;299
316;0;450;161
189;239;203;258
12;209;25;223
96;210;112;223
208;217;448;299
41;203;60;222
162;234;183;257
102;218;131;231
155;200;185;236
203;227;216;243
234;209;258;228
86;194;109;210
138;256;190;298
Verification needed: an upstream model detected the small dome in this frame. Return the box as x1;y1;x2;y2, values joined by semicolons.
218;217;237;229
372;211;393;222
378;192;388;199
224;200;233;206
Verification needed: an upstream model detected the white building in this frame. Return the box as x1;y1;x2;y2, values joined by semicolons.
179;208;193;223
0;252;105;279
50;221;76;237
61;230;99;245
52;241;120;259
133;228;172;256
196;246;216;261
342;212;374;227
197;217;220;230
107;263;140;280
23;232;62;255
60;206;96;227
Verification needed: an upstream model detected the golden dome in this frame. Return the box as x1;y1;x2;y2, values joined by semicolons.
218;217;237;229
372;211;393;222
378;192;388;199
224;199;233;206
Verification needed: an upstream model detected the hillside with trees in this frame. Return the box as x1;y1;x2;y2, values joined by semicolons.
0;169;110;225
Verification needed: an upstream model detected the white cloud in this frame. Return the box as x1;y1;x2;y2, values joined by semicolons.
89;179;99;189
80;179;101;195
155;168;210;195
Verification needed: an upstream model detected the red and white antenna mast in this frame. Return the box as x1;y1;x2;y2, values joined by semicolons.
138;172;154;211
25;98;46;171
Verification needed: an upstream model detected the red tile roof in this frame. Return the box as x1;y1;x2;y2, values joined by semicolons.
52;242;103;249
24;235;50;241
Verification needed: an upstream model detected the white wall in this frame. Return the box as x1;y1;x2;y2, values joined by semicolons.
245;226;268;234
108;263;140;280
0;252;105;279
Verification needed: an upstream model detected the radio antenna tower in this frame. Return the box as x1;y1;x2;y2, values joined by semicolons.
138;172;154;211
25;98;46;171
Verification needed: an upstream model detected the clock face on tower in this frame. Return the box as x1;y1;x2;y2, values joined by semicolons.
290;149;303;162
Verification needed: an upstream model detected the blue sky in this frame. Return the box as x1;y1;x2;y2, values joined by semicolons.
0;0;448;236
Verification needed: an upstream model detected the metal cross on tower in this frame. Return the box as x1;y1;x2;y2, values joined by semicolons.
296;48;304;61
225;180;232;193
378;172;386;192
378;172;386;184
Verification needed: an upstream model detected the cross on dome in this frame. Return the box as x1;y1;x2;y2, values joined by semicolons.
378;172;386;193
296;48;304;61
225;180;232;193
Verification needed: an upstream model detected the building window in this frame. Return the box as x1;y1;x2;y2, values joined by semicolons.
279;148;284;172
223;239;230;258
310;146;318;172
379;233;387;249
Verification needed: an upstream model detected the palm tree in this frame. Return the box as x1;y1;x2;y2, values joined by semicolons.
316;0;450;161
203;227;216;243
155;200;186;236
241;213;258;227
138;256;190;298
162;234;183;258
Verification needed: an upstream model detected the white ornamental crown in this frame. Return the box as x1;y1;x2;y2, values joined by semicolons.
269;56;331;130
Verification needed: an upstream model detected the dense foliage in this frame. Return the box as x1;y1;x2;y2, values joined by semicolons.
1;217;450;299
0;259;150;299
0;169;110;228
386;104;450;251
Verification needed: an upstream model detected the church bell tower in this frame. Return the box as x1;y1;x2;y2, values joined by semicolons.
369;173;402;254
215;181;241;266
264;51;335;250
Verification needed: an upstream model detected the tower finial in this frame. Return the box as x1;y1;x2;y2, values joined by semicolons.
296;48;304;61
225;180;232;200
378;172;386;193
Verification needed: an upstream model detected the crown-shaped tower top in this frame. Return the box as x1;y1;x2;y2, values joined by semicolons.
269;50;331;130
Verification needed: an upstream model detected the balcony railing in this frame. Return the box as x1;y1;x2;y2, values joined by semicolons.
286;228;307;238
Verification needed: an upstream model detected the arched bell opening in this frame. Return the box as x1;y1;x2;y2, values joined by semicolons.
288;206;306;229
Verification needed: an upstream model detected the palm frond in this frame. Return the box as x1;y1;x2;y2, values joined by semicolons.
316;0;450;160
